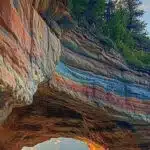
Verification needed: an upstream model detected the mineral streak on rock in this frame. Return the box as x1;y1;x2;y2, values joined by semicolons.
0;0;150;150
0;0;61;122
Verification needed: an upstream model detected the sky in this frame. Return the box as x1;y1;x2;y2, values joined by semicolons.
22;138;89;150
142;0;150;34
36;138;89;150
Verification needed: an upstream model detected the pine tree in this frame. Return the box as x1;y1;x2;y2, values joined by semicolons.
69;0;89;19
105;0;115;22
123;0;146;34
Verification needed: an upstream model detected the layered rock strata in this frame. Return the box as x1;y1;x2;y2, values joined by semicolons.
0;0;61;122
0;0;150;150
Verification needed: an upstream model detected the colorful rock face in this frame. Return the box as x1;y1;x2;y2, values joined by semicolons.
0;0;150;150
0;0;61;122
53;30;150;116
50;29;150;149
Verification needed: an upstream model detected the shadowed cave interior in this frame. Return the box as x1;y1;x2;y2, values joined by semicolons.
0;83;108;150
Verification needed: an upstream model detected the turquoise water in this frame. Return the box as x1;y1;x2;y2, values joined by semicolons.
22;138;89;150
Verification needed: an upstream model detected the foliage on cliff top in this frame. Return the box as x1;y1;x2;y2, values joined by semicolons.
68;0;150;71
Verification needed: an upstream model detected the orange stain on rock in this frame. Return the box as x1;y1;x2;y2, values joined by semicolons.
77;137;106;150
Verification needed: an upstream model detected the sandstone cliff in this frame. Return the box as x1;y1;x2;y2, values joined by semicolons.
0;0;150;150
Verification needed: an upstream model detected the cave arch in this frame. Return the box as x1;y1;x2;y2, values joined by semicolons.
22;137;105;150
0;82;108;150
0;82;140;150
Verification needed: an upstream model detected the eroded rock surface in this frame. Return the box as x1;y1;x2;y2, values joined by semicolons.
0;0;61;122
0;0;150;150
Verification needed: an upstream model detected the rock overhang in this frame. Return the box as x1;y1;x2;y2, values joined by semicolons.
0;0;150;150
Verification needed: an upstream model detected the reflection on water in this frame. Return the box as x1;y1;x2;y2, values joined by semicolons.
22;138;89;150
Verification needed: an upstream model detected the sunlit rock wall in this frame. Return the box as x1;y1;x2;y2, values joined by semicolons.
50;29;150;149
54;29;150;120
0;0;61;122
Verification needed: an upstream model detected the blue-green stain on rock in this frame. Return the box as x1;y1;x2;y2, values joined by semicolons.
13;0;19;9
56;62;150;100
